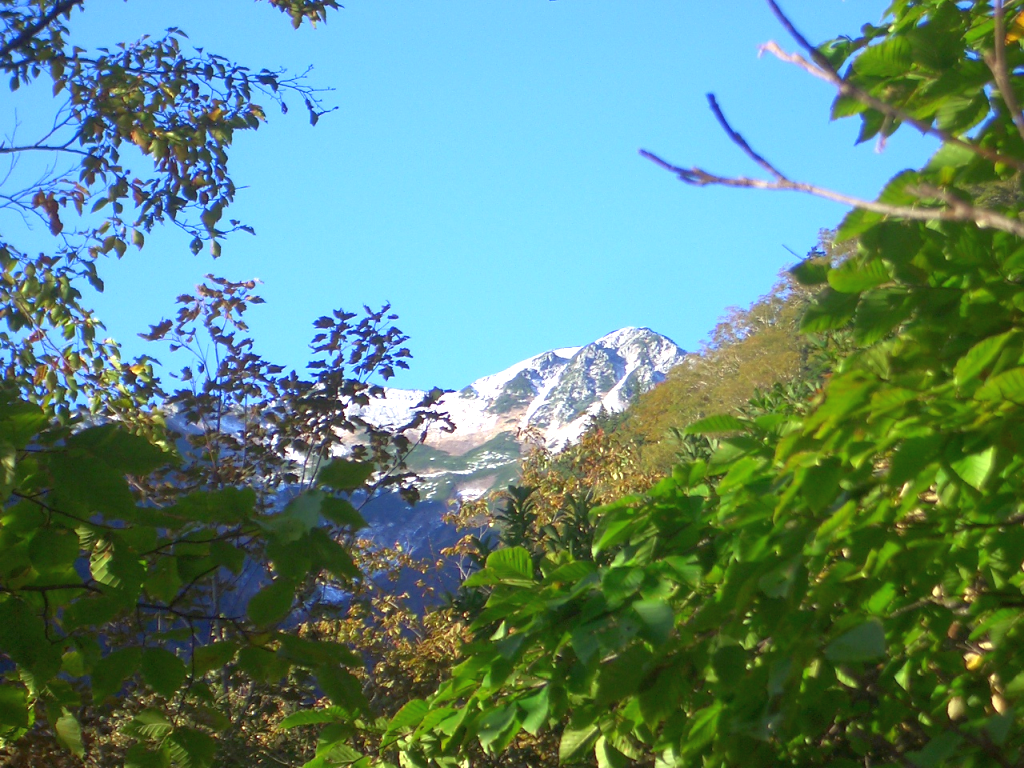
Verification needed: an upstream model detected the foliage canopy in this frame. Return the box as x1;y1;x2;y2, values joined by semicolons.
0;3;445;766
10;2;1024;768
379;3;1024;768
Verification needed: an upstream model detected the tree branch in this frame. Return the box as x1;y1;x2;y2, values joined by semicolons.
984;0;1024;147
640;97;1024;240
760;1;1024;173
0;0;84;62
0;144;90;157
706;94;785;180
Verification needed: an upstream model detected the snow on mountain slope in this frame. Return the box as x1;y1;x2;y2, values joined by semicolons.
350;327;686;572
358;327;687;472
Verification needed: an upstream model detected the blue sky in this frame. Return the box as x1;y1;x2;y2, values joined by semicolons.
16;1;936;391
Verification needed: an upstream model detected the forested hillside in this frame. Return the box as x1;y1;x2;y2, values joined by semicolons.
4;2;1024;768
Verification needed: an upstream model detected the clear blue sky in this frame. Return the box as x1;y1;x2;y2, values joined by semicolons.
19;1;936;391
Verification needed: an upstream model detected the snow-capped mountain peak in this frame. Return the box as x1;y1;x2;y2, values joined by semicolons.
352;327;687;555
358;327;686;466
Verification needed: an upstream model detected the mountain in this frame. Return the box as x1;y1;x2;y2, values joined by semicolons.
223;327;688;613
359;327;687;504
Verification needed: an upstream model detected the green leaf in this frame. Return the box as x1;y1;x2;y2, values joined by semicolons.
0;685;29;728
0;597;61;682
486;547;533;582
309;528;359;581
632;599;674;645
237;645;289;684
950;446;996;491
595;736;630;768
827;257;891;293
927;142;979;174
837;206;884;241
173;487;255;524
62;593;123;631
267;538;312;581
954;331;1015;387
825;620;886;663
55;711;85;757
317;459;374;491
559;724;599;763
890;435;944;486
975;367;1024;402
544;560;596;584
264;492;322;543
803;460;842;513
49;451;135;517
192;642;238;675
247;578;296;626
316;665;368;712
141;648;187;699
124;709;173;742
278;634;361;668
712;645;748;690
801;288;859;332
790;256;831;286
93;647;142;702
0;398;48;450
518;688;549;735
986;711;1014;746
66;425;169;476
124;744;170;768
319;497;366;529
477;704;517;749
384;699;429;738
144;558;183;605
166;728;216;768
28;527;80;571
596;645;652;706
852;37;913;77
831;94;868;120
308;741;363;767
853;288;911;346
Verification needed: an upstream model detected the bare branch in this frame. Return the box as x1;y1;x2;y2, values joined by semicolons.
0;143;90;157
984;0;1024;146
706;94;785;180
760;1;1024;172
639;148;1024;239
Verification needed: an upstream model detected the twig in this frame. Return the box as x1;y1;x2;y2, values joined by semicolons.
0;144;90;157
706;94;785;180
639;143;1024;239
137;601;244;624
985;0;1024;146
760;1;1024;173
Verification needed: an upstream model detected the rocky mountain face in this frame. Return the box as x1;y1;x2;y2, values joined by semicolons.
359;327;687;506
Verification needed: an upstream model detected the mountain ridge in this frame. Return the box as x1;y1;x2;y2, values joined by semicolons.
358;326;687;503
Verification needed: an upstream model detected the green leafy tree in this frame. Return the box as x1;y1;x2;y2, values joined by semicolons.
0;3;440;765
1;0;337;420
384;3;1024;768
621;267;826;473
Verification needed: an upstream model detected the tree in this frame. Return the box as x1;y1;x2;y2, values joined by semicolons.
0;3;442;765
385;2;1024;767
1;0;338;419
